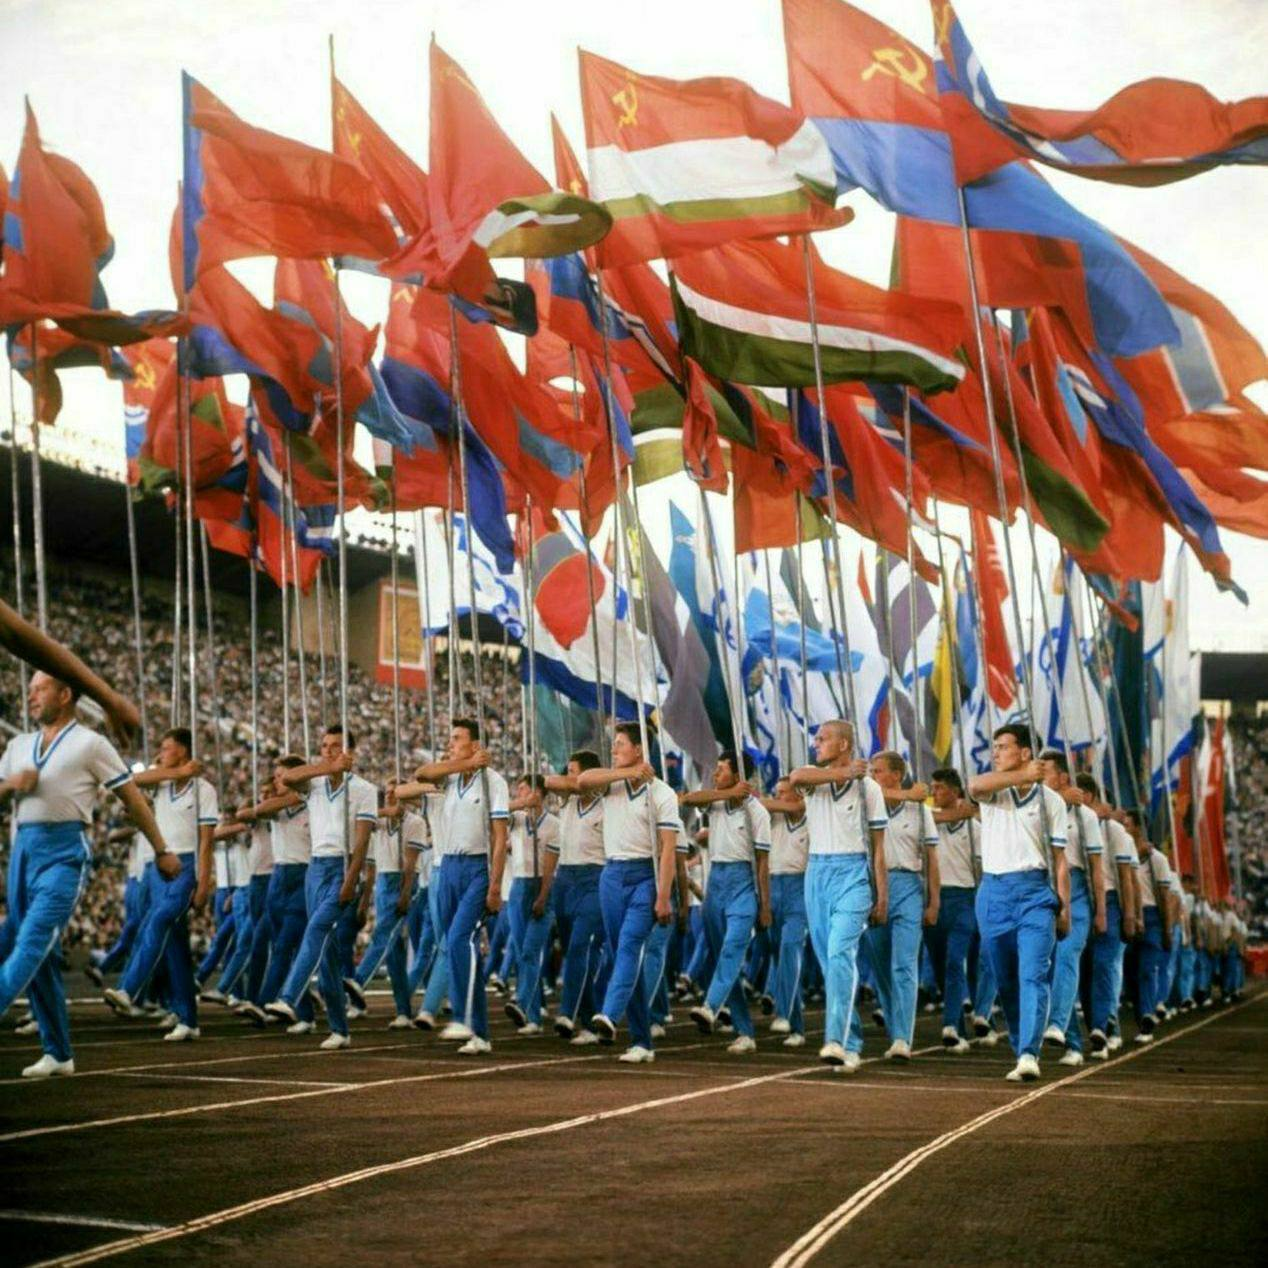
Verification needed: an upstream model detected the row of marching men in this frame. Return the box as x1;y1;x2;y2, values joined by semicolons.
74;707;1250;1080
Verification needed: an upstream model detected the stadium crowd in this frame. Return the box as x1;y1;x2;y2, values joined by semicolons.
1228;713;1268;943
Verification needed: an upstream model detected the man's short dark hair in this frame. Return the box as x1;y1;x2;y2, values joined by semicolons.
614;721;650;749
324;723;356;750
162;726;192;753
1075;772;1100;799
518;773;547;794
719;749;755;781
1040;748;1069;776
569;749;601;772
993;722;1033;752
452;717;480;743
930;766;964;795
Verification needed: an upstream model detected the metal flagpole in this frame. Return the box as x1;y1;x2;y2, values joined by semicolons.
901;391;924;782
314;558;330;730
199;524;226;806
412;510;438;761
124;482;150;759
762;548;790;777
569;346;609;758
449;303;495;889
699;485;747;770
278;445;293;754
817;535;848;716
249;541;260;805
955;188;1055;878
504;620;516;772
802;239;859;726
794;494;811;762
284;433;311;757
171;500;182;727
1075;567;1122;808
26;324;47;631
177;318;201;838
8;364;29;728
876;551;903;758
389;464;403;785
931;502;974;785
443;476;460;722
524;499;541;876
332;269;350;861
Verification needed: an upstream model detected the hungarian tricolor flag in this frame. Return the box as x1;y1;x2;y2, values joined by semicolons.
579;49;848;267
671;237;966;395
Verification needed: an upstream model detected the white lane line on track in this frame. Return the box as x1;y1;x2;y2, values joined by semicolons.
106;1072;347;1090
0;1039;716;1144
0;1212;168;1233
29;1043;940;1266
769;992;1263;1268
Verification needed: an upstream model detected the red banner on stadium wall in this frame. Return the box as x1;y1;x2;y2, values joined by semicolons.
375;579;429;689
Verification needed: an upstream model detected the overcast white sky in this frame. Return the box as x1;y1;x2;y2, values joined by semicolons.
0;0;1264;650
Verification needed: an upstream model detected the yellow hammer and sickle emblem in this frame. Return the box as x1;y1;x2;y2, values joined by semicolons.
612;81;638;128
861;46;929;95
391;286;414;305
568;176;583;195
334;103;362;156
134;359;156;393
934;2;955;48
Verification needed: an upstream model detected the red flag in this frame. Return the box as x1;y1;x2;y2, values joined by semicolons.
9;320;127;424
525;505;606;650
332;76;429;245
181;73;396;288
121;340;176;485
1198;716;1232;902
969;509;1016;711
682;359;729;493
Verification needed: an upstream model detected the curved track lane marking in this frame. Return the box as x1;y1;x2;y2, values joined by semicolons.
28;1044;942;1265
770;992;1263;1267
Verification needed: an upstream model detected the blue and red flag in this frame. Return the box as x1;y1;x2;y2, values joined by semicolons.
782;0;1178;359
180;72;395;294
522;505;606;651
930;1;1268;187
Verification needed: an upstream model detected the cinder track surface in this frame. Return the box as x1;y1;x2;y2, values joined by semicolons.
1;988;1264;1266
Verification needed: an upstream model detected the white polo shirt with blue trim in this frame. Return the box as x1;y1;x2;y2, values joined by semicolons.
0;721;131;825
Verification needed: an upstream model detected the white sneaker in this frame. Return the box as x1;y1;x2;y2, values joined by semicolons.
649;1023;666;1039
413;1010;436;1031
457;1036;492;1055
553;1016;575;1038
1133;1031;1154;1045
617;1045;655;1064
717;1024;736;1036
264;1000;298;1024
14;1019;39;1036
769;1017;791;1035
782;1033;806;1048
1107;1034;1123;1052
102;987;134;1017
819;1042;847;1066
1058;1049;1084;1067
884;1040;912;1062
946;1036;970;1054
1089;1047;1109;1061
517;1023;543;1037
727;1035;757;1055
163;1024;200;1042
320;1033;351;1051
22;1054;74;1079
287;1021;315;1035
1005;1054;1041;1082
841;1050;861;1074
662;1012;674;1025
345;1005;366;1021
1042;1024;1066;1046
591;1013;617;1044
199;988;228;1005
155;1011;178;1031
978;1030;1000;1048
570;1029;600;1047
387;1015;414;1030
439;1021;474;1042
689;1003;716;1034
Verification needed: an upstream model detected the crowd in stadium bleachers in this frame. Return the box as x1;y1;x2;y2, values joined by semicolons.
1228;713;1268;943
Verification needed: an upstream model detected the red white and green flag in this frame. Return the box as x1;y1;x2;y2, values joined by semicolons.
579;49;847;268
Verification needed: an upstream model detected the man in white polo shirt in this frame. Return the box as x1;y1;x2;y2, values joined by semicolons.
1039;750;1106;1068
264;725;376;1050
867;752;939;1062
503;775;560;1036
543;750;607;1045
760;777;809;1047
790;719;889;1073
1130;823;1177;1043
682;750;771;1055
0;671;174;1077
967;723;1070;1082
578;721;686;1064
403;719;509;1055
927;767;981;1053
104;726;217;1042
345;795;428;1028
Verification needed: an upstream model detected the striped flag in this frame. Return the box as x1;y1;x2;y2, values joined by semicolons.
579;49;846;268
671;238;965;395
